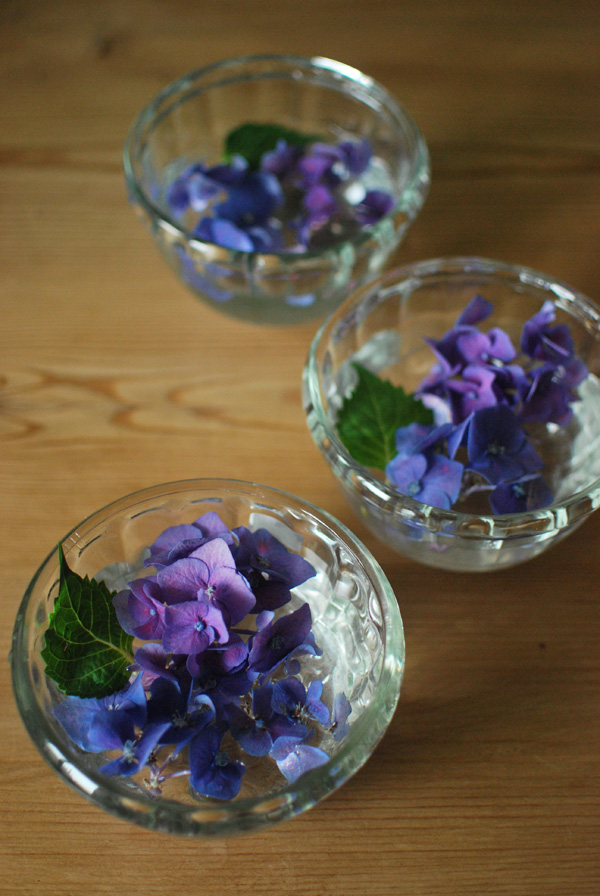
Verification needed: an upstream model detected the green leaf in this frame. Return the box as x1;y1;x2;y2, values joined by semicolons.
336;363;434;470
41;544;134;699
224;122;321;169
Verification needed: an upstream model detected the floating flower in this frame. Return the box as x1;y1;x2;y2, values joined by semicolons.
165;127;393;254
386;452;464;510
271;677;330;727
248;603;313;675
162;599;229;657
189;725;245;801
53;673;147;752
156;538;255;626
489;476;554;514
269;736;330;782
233;526;316;612
466;405;544;484
113;576;165;640
146;510;233;569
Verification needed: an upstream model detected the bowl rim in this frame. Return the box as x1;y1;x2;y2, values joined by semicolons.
11;477;404;836
303;255;600;540
122;52;430;264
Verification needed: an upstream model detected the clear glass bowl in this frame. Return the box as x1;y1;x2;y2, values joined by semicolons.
10;479;404;836
303;257;600;572
123;54;429;326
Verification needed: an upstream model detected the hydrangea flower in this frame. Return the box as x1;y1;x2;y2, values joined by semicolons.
248;604;314;675
162;599;229;657
145;511;233;569
156;538;255;626
269;736;330;783
521;300;575;363
490;475;554;514
466;405;544;484
224;683;309;757
232;526;317;612
145;676;215;749
386;452;464;510
375;295;588;516
165;130;393;254
189;725;245;800
98;721;171;778
51;511;350;802
54;673;147;752
271;677;330;727
113;576;165;640
519;359;587;426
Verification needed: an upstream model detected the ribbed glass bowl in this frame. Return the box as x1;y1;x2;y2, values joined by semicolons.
10;479;404;837
123;54;429;326
303;257;600;572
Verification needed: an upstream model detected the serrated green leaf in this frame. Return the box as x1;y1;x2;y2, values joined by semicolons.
336;363;434;470
41;544;134;699
224;122;321;169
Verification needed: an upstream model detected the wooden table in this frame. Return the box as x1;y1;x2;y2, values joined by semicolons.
2;2;599;893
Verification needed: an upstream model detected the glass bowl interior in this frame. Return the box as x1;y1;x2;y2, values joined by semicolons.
11;479;404;837
123;54;430;325
303;257;600;572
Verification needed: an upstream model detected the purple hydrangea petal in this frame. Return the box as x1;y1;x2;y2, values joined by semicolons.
447;364;499;421
114;578;165;640
386;452;428;497
248;603;313;675
162;600;228;655
194;217;255;252
134;642;179;685
232;527;315;614
305;680;331;726
467;405;544;484
53;674;147;752
260;139;303;177
146;511;234;569
490;476;554;514
417;455;464;509
331;692;352;742
521;301;574;362
455;295;494;327
146;677;215;747
486;327;518;363
353;189;395;225
189;727;244;800
520;356;587;425
339;139;371;176
269;737;330;782
224;704;274;757
387;452;463;510
99;721;171;778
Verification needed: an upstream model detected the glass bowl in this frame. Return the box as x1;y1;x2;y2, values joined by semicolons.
10;479;404;837
123;54;429;326
303;257;600;572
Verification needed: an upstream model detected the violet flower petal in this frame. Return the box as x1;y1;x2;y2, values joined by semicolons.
467;405;544;484
248;603;312;675
269;737;329;782
490;476;554;514
189;726;244;800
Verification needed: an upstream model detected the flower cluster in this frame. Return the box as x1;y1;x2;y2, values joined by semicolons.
386;296;587;514
53;513;351;800
165;135;394;253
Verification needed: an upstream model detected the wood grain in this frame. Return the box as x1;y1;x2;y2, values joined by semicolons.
1;2;599;894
